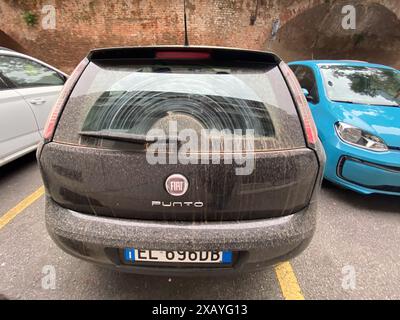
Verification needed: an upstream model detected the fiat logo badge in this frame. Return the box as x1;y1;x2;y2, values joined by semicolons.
165;174;189;197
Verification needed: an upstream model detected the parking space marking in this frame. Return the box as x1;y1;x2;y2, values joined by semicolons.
0;186;44;231
275;261;305;300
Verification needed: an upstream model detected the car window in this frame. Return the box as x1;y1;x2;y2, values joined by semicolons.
290;65;319;103
289;65;298;74
54;61;306;150
319;65;400;106
0;75;8;90
0;55;64;88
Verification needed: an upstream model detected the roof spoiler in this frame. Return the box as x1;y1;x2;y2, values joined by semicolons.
87;46;281;65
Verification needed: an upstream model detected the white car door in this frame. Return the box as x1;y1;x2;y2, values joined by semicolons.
0;77;40;166
0;54;65;136
15;85;63;134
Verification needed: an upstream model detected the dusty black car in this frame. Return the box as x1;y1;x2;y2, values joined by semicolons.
37;46;325;275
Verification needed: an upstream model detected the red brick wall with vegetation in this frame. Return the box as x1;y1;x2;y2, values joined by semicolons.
0;0;399;73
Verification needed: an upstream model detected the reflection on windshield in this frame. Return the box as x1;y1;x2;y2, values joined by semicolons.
319;65;400;106
0;56;63;87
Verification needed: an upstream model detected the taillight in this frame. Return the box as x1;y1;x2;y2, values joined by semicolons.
155;51;211;60
279;61;318;148
43;59;89;142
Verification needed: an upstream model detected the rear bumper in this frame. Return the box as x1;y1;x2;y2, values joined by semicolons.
45;196;318;275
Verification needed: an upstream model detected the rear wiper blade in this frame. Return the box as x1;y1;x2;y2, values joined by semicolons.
79;130;183;144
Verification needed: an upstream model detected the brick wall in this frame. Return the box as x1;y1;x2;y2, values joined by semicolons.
0;0;398;73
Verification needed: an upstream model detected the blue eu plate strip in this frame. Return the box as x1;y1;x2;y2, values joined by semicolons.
222;251;233;264
124;248;135;262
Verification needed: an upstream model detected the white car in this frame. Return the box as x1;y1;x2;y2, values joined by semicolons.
0;48;67;166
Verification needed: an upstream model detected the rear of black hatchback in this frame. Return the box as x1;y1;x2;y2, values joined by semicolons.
37;46;325;275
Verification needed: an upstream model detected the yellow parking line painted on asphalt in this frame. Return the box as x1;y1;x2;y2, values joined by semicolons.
0;186;45;231
275;261;305;300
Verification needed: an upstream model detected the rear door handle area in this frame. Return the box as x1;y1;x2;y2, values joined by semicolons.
29;98;46;105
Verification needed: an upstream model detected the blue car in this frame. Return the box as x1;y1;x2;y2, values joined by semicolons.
288;60;400;196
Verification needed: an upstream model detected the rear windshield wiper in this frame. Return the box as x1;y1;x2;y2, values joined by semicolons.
79;130;183;144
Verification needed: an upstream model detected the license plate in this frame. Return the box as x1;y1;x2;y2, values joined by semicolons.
123;248;232;264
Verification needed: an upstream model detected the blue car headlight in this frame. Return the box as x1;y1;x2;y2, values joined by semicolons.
335;122;388;152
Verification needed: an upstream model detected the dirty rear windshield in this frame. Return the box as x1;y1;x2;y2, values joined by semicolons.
319;65;400;106
54;61;306;150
